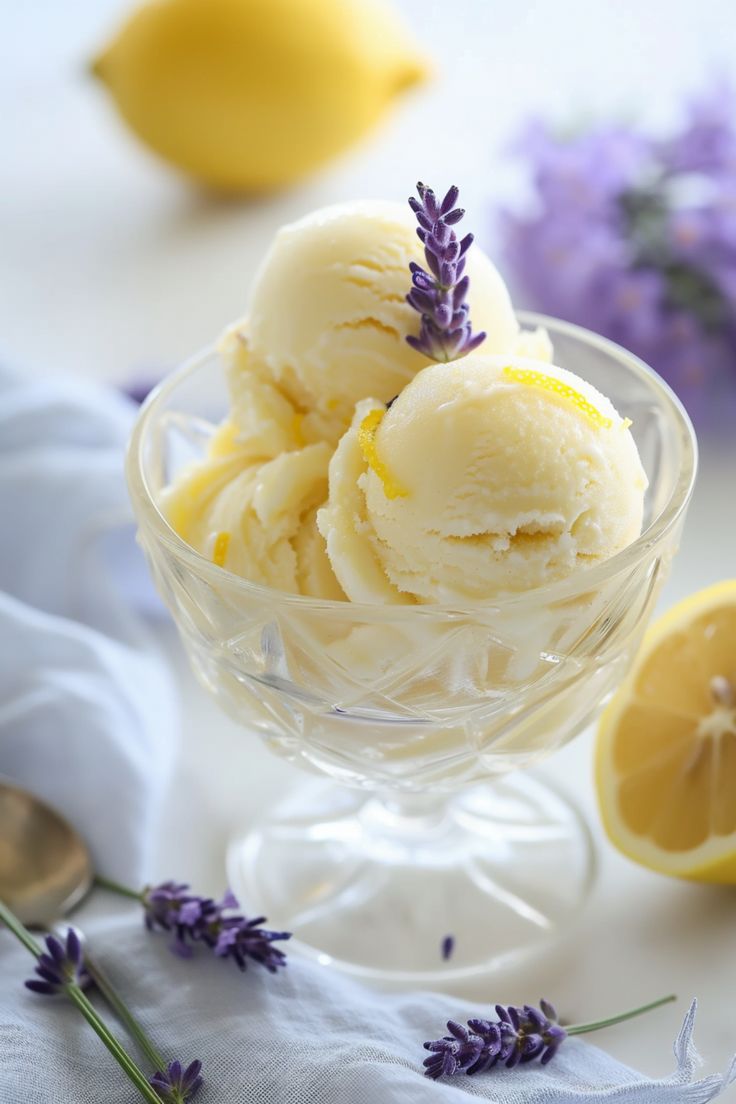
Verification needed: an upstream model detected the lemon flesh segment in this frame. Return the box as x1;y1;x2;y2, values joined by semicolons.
596;580;736;882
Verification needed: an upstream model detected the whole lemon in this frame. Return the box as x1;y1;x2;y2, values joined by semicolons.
91;0;428;191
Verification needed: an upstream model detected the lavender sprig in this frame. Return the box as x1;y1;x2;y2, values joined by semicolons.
143;882;291;972
17;920;204;1104
25;929;92;996
423;994;676;1079
424;1001;565;1078
406;182;486;362
0;902;170;1104
98;877;291;973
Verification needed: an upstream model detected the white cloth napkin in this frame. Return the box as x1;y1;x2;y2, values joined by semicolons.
0;366;175;884
1;912;735;1104
1;369;735;1103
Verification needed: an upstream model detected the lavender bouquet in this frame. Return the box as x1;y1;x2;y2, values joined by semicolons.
499;82;736;425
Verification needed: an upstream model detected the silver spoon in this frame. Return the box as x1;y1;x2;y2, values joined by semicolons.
0;778;93;926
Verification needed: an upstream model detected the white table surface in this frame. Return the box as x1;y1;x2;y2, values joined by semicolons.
3;0;736;1091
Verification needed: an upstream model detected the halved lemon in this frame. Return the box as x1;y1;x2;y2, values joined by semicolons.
596;581;736;882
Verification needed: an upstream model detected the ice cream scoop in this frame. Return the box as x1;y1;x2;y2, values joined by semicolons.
163;435;343;599
317;354;648;604
225;200;526;449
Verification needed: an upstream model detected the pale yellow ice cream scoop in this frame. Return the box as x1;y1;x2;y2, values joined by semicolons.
317;354;648;604
162;427;344;599
227;200;530;449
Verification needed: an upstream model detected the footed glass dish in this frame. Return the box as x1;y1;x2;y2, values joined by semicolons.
127;314;696;983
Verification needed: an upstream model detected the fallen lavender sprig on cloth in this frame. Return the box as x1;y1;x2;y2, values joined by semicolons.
406;182;486;362
98;876;291;973
423;994;676;1079
1;901;201;1104
500;82;736;423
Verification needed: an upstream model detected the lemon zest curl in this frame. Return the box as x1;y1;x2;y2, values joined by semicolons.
212;531;231;567
358;409;408;500
503;365;614;430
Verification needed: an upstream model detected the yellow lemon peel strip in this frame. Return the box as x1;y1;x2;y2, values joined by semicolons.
291;413;305;448
502;365;614;430
358;409;408;500
212;531;231;567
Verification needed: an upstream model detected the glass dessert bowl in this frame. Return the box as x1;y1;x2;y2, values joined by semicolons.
127;313;696;983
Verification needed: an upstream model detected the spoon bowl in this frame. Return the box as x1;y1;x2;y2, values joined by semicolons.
0;780;93;926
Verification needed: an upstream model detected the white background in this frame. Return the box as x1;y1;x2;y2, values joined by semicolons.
3;0;736;1090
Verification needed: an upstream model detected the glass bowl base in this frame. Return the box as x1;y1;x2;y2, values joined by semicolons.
228;773;596;985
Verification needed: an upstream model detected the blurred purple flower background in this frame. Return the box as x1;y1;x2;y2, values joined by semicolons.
499;82;736;426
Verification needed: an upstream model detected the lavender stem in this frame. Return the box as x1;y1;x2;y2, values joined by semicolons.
95;875;144;902
567;994;676;1036
82;948;167;1071
64;984;163;1104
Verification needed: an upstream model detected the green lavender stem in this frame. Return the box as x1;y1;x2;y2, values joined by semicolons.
81;949;166;1072
567;993;677;1036
0;901;41;957
63;984;163;1104
0;900;161;1104
95;874;143;902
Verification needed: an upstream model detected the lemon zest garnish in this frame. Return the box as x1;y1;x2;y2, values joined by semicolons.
291;412;305;448
622;417;633;430
357;409;408;500
212;531;231;567
502;365;614;430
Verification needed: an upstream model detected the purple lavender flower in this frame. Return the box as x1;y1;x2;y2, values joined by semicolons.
423;994;675;1080
441;934;455;961
142;881;220;958
423;1001;565;1079
499;82;736;425
406;182;486;362
142;881;291;972
150;1060;203;1103
212;915;290;974
25;929;92;996
662;79;736;174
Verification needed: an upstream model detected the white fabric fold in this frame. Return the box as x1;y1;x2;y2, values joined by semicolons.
0;368;174;884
